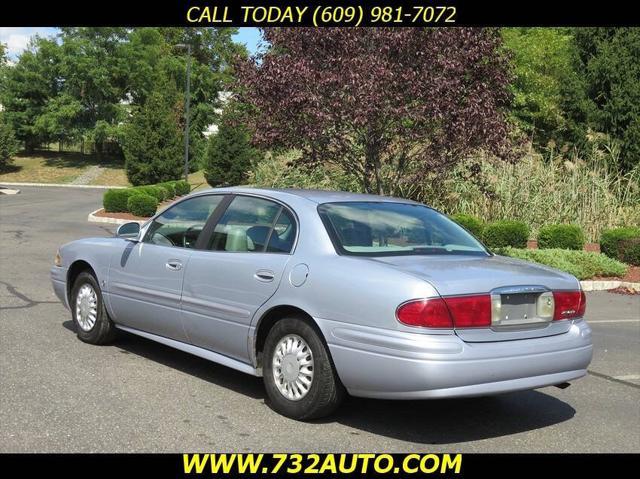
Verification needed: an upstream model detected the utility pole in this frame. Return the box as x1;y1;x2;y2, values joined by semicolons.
176;44;192;182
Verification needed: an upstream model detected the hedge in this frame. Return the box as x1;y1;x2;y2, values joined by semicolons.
103;189;137;213
159;181;176;198
537;224;585;250
482;220;529;249
620;238;640;266
127;193;159;217
449;213;484;238
497;247;628;280
173;180;191;196
600;227;640;262
103;178;192;216
135;185;168;202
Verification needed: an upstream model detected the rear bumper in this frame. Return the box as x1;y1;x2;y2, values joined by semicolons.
316;318;593;399
50;266;68;309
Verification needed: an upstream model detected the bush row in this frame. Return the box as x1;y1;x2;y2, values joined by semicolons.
449;214;639;265
496;247;628;281
103;180;190;217
600;227;640;266
449;215;529;249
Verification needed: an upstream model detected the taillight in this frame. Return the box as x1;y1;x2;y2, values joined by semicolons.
443;295;492;328
396;298;453;328
396;294;491;329
553;291;586;320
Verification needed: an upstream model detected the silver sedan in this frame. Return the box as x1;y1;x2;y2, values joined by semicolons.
51;188;593;419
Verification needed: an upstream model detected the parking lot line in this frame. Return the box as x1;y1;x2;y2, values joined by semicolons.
588;370;640;389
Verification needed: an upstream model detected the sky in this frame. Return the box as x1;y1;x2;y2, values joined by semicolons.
0;27;262;59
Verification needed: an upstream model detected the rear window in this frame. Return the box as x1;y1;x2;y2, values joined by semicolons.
318;202;489;257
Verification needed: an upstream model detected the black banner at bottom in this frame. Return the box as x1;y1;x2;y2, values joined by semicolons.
0;453;634;477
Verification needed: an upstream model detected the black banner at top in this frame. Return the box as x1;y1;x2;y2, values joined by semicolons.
2;0;640;27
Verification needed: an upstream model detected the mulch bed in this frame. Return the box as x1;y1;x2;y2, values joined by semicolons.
93;209;148;221
592;265;640;284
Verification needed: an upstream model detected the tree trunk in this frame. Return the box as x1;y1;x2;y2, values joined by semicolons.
362;162;371;193
364;137;383;195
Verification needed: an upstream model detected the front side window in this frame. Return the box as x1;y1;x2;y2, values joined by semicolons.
207;196;296;253
144;195;224;248
318;202;488;257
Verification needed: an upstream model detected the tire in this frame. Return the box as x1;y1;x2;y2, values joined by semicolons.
70;271;117;345
263;317;345;420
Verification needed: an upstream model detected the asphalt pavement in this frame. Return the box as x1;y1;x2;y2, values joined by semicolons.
1;186;639;452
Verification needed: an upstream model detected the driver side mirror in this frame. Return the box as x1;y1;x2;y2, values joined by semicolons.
116;222;141;241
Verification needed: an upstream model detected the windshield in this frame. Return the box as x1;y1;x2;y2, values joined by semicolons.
318;202;489;257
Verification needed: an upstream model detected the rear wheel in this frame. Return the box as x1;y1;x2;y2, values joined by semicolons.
263;317;344;420
71;271;116;344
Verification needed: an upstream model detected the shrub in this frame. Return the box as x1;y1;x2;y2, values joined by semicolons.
620;238;640;266
537;224;585;250
449;213;484;237
600;227;640;260
173;179;191;196
134;185;167;202
0;115;19;169
482;220;529;248
127;193;158;218
204;112;260;187
497;247;628;280
159;182;176;198
103;188;136;213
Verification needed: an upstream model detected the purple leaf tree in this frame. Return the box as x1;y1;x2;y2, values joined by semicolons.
235;28;513;195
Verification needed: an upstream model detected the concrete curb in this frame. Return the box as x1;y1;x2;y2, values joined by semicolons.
0;182;125;189
87;208;146;226
581;280;640;292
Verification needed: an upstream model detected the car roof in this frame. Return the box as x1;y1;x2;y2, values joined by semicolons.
193;187;421;205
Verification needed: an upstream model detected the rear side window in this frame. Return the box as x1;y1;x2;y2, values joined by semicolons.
207;196;296;253
267;209;297;253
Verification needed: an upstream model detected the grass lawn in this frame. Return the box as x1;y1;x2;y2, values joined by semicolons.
1;151;209;190
0;152;96;184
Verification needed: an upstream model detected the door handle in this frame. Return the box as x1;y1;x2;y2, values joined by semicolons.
254;269;275;282
166;260;183;271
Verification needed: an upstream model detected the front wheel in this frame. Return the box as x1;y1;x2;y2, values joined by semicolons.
263;317;344;420
71;271;116;344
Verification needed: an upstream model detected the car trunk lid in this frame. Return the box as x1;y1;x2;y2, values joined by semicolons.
368;254;581;342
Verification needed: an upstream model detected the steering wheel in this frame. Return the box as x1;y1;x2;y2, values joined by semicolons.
183;225;202;248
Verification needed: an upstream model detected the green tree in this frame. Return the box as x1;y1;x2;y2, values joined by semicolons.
122;84;183;185
0;37;61;151
574;28;640;171
502;28;592;147
0;114;20;169
204;108;260;187
57;28;130;156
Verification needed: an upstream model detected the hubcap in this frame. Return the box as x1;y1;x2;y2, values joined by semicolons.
75;284;98;332
272;334;314;401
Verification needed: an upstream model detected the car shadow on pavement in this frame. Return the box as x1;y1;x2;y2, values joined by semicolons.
332;391;576;444
62;321;265;400
62;320;576;443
